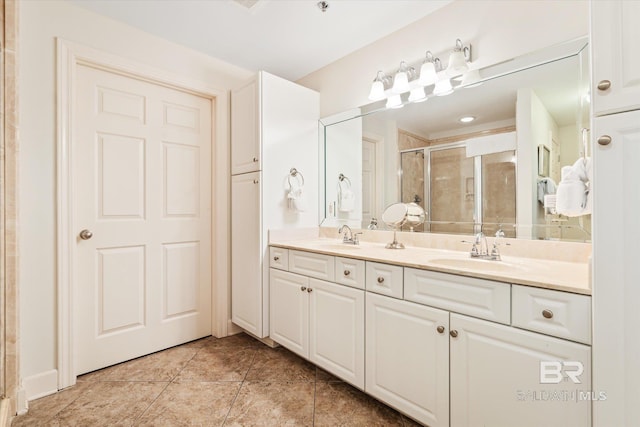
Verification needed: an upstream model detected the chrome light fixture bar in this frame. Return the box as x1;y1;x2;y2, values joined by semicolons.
367;38;476;108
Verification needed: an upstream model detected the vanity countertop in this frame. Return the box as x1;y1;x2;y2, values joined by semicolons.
269;238;590;295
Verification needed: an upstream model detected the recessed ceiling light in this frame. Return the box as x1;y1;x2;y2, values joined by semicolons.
459;116;475;123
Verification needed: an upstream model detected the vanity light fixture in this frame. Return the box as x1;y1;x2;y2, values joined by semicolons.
408;86;427;103
368;71;392;101
460;68;482;88
459;116;476;123
446;38;472;76
392;61;413;94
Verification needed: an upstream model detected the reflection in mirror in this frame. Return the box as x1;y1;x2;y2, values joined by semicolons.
381;203;409;249
321;37;591;242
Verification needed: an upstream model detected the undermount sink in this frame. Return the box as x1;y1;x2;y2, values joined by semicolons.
428;257;526;273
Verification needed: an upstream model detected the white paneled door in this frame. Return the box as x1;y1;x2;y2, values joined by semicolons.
74;65;212;374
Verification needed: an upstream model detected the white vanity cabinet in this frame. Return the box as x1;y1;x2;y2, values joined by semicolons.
450;313;591;427
365;292;450;427
269;252;365;389
230;72;319;338
591;0;640;116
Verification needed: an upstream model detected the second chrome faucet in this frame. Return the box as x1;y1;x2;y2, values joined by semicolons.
339;225;362;245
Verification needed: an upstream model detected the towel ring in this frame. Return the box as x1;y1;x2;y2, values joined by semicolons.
288;167;304;188
338;173;351;186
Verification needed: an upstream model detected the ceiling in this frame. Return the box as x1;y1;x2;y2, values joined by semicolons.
70;0;452;81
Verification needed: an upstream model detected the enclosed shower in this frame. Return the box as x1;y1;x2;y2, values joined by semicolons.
400;143;516;237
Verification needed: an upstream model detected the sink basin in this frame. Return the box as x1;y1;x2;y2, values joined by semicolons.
429;257;525;273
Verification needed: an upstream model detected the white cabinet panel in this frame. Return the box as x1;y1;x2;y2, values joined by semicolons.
335;257;365;290
592;110;640;426
512;285;591;344
289;250;335;281
309;279;365;389
231;172;262;336
231;77;260;174
404;267;510;324
366;293;449;427
450;314;591;427
365;262;403;298
269;247;289;270
269;269;309;358
592;0;640;116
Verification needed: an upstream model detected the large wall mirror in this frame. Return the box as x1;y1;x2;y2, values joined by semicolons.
320;37;591;242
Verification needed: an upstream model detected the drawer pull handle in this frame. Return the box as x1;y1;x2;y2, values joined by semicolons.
597;79;611;91
597;135;612;146
301;286;307;292
344;270;351;276
377;277;385;284
273;256;280;261
307;288;313;293
542;309;554;319
450;330;458;338
437;326;445;334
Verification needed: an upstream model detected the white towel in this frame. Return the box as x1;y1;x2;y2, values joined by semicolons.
537;177;557;204
555;158;591;217
287;188;306;212
338;188;355;212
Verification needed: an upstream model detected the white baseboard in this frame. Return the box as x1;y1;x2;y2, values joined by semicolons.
23;369;58;402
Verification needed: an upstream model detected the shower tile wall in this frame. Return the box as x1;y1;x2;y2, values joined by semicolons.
400;150;425;232
482;151;517;237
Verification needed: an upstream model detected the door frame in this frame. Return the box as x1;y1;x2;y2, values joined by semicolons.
362;132;384;222
56;39;229;389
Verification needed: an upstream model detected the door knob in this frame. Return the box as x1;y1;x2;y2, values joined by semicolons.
597;80;611;91
450;330;458;338
437;326;445;334
274;256;280;261
597;135;612;146
79;229;93;240
301;286;307;292
377;277;385;283
542;309;554;319
344;270;351;276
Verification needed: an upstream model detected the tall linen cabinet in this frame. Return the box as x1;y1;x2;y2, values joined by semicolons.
231;71;319;338
591;1;640;425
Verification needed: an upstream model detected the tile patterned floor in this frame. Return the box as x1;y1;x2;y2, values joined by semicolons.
12;333;422;426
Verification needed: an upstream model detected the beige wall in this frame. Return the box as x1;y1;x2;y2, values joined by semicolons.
298;0;588;117
19;0;251;392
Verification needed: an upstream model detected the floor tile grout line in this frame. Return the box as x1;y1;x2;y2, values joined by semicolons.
131;380;173;424
221;345;259;426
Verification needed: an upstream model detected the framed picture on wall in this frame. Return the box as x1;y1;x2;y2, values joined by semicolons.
538;145;550;177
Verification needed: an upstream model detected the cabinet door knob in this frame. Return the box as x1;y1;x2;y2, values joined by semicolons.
597;80;611;91
273;256;280;261
301;286;307;292
253;179;259;184
377;277;385;284
542;309;554;319
437;326;445;334
252;157;259;162
307;288;313;293
79;229;93;240
597;135;612;146
450;330;458;338
344;270;351;276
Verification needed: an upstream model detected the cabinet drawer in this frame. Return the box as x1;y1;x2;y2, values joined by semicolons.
335;257;365;290
366;262;403;298
404;268;511;324
269;247;289;270
289;250;335;281
512;285;591;344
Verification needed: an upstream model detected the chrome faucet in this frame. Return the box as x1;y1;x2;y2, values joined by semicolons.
462;229;508;260
339;225;361;245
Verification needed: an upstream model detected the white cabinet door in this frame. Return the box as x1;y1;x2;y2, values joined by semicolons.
269;269;309;359
592;110;640;427
450;314;591;427
231;76;260;174
365;293;449;427
309;279;364;389
231;172;263;336
591;0;640;115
